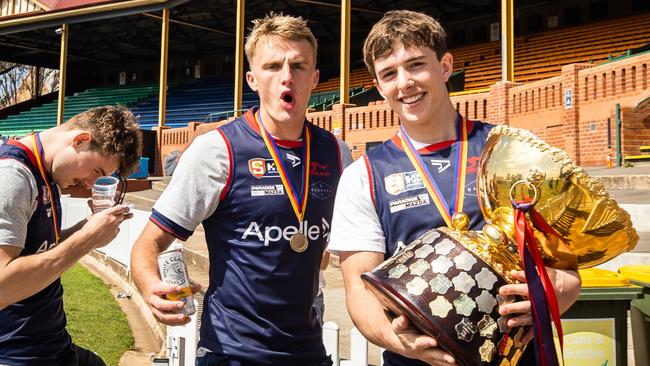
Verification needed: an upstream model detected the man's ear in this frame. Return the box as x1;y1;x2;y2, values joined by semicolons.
246;70;258;92
374;79;387;100
72;131;92;148
311;69;320;90
440;52;454;82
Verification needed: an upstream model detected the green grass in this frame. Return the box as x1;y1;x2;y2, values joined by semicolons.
62;263;134;366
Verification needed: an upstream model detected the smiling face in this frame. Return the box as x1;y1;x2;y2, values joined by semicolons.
373;44;454;131
246;37;319;129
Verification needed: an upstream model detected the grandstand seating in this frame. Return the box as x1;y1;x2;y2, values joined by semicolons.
313;13;650;92
0;83;158;137
131;78;260;130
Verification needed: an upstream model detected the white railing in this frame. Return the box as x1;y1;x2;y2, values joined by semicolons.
165;315;384;366
166;300;199;366
61;196;150;269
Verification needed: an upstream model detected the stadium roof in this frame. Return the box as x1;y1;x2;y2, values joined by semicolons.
0;0;600;71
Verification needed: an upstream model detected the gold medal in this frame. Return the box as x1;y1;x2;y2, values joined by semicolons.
289;232;308;253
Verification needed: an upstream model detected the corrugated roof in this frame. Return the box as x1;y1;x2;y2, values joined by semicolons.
38;0;126;11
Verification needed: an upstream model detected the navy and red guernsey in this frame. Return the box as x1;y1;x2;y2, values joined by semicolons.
365;117;494;258
365;117;494;366
0;140;70;365
151;111;342;365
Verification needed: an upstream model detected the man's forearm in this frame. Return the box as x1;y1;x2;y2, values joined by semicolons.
0;230;92;309
346;282;401;351
130;222;175;295
59;217;88;242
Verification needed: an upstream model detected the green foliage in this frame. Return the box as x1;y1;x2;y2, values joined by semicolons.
62;264;134;366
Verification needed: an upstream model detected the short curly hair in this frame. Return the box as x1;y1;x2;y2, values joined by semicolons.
63;106;143;176
363;10;448;77
245;12;318;65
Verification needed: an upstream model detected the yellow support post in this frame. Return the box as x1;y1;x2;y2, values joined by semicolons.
158;7;170;128
339;0;351;104
56;24;68;126
233;0;245;117
501;0;514;82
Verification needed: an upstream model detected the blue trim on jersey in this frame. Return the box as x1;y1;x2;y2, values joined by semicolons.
150;208;193;241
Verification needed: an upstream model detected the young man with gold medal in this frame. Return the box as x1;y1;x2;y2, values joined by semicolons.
328;10;582;366
131;13;351;366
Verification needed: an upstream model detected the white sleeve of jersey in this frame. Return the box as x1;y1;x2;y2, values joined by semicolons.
0;160;38;249
328;157;387;255
336;138;354;169
153;130;229;232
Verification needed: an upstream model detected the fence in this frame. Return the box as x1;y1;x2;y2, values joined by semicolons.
59;196;386;366
60;196;648;365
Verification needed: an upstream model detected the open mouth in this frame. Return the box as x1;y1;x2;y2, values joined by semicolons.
400;92;425;105
280;91;295;107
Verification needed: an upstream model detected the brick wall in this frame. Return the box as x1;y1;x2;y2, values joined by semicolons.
156;53;650;170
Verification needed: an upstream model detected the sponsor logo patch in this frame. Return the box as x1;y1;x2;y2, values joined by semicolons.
242;218;330;246
251;184;285;197
465;178;478;197
310;161;330;177
389;194;430;213
310;182;334;200
42;186;52;217
248;158;279;179
385;171;424;195
429;159;451;173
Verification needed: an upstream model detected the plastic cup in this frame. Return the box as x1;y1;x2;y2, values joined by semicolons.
92;176;119;213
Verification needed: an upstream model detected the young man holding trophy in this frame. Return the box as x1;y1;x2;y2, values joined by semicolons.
328;10;586;366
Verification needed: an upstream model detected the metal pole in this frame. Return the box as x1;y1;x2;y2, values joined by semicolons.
233;0;245;117
339;0;350;104
56;24;68;126
158;7;170;128
501;0;514;82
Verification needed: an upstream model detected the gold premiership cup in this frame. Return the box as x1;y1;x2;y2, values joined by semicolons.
361;124;638;366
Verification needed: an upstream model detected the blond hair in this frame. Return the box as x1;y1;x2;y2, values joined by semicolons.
245;12;318;64
63;106;143;176
363;10;448;77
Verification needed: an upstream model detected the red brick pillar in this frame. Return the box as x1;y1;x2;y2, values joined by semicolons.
560;63;592;164
488;81;516;125
153;126;170;177
331;103;356;141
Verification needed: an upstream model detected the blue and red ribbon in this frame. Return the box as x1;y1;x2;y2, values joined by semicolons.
398;117;468;228
513;200;564;366
254;110;311;223
32;133;60;244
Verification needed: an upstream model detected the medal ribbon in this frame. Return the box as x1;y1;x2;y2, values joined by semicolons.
398;116;468;228
254;110;311;224
513;200;565;366
31;133;60;244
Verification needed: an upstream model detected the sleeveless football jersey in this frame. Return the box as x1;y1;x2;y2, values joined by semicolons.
152;111;342;365
0;136;70;365
365;118;494;259
365;118;494;366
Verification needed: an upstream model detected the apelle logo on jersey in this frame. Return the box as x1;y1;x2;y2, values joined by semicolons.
242;217;330;246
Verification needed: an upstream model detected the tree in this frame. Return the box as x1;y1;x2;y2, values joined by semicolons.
0;62;59;109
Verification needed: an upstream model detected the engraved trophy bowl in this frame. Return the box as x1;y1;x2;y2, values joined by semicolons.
362;216;526;366
361;124;639;366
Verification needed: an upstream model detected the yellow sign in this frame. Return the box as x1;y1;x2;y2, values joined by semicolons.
554;318;616;366
332;119;342;136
